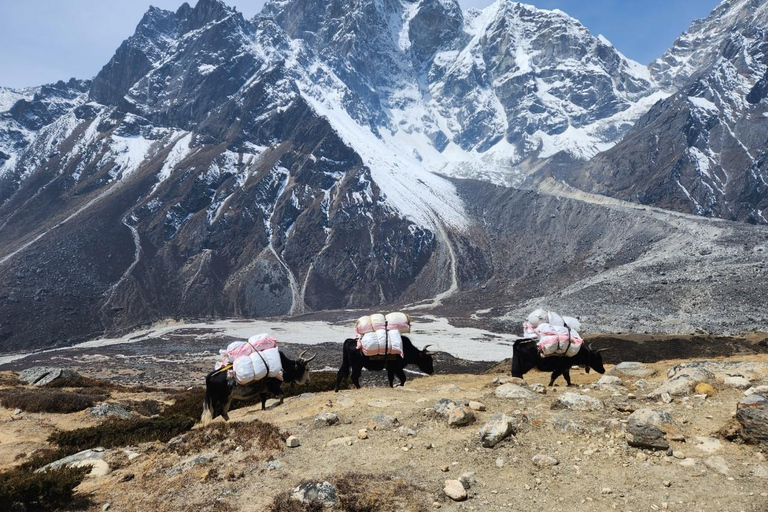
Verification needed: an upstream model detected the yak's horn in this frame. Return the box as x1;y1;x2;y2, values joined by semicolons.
595;348;610;354
300;351;317;363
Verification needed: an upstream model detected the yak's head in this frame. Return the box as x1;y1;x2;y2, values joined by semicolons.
293;350;317;385
418;344;438;375
586;343;609;374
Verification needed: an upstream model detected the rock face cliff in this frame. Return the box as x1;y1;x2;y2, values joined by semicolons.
571;0;768;223
0;0;766;351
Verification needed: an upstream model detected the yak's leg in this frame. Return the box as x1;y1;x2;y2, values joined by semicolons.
221;397;232;421
335;364;350;392
267;380;284;406
387;366;396;387
260;393;268;410
548;369;562;387
563;368;573;387
395;367;407;387
351;363;363;389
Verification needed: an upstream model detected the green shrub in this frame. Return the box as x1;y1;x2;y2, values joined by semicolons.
0;465;88;512
0;388;99;413
50;415;194;451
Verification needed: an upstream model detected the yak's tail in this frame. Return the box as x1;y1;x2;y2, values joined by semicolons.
334;340;351;392
201;371;217;425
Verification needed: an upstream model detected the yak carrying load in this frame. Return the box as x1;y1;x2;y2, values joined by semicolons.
216;333;283;385
523;308;584;357
355;312;411;358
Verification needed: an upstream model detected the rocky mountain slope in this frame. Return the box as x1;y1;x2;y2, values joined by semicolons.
570;0;768;223
0;0;767;352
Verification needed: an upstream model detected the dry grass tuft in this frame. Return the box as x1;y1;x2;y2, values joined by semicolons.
268;473;430;512
170;420;286;456
0;388;104;413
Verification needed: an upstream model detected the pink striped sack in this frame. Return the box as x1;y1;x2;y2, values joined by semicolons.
356;314;387;336
535;323;583;357
217;334;279;368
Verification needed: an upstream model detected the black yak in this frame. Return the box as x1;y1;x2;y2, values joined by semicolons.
511;340;608;386
201;350;315;424
334;336;435;391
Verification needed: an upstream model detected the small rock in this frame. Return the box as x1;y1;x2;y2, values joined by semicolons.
661;392;673;404
610;362;656;378
267;460;285;471
314;412;340;427
91;403;132;420
601;488;612;495
662;480;671;488
723;375;751;389
495;383;537;400
479;413;517;448
625;409;671;450
532;454;559;467
326;436;355;447
672;450;685;459
440;465;450;472
596;375;624;387
695;383;717;397
357;429;369;440
468;401;486;411
529;383;547;394
103;504;111;512
433;398;463;416
745;386;768;397
551;392;604;411
678;458;697;467
634;379;649;389
693;436;722;454
459;472;476;489
286;436;300;448
448;406;476;427
495;457;505;468
291;481;338;507
444;480;467;501
704;455;730;475
369;414;400;430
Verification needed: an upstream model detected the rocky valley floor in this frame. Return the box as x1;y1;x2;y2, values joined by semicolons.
1;352;768;512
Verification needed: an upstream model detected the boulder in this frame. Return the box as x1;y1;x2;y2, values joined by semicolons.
443;480;467;501
666;366;716;384
704;455;730;475
36;448;109;477
91;403;132;420
625;409;671;450
745;386;768;397
479;414;516;448
723;375;751;389
494;383;537;400
551;392;604;411
18;367;79;386
736;394;768;445
314;412;340;427
610;362;656;378
447;406;476;427
291;481;338;507
433;398;464;416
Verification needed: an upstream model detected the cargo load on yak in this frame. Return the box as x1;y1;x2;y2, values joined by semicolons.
523;308;583;357
355;312;411;357
215;333;283;385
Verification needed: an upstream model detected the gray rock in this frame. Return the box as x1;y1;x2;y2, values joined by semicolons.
433;398;464;416
36;448;106;474
704;455;730;475
267;460;285;471
443;480;467;501
665;366;716;384
286;436;300;448
326;436;356;447
532;454;559;467
369;414;400;430
495;383;537;400
736;394;768;444
529;383;547;394
314;412;340;427
723;375;751;389
291;481;338;507
595;375;623;388
625;409;670;450
551;392;604;411
610;362;656;378
18;367;79;386
459;472;477;489
91;403;132;420
479;413;516;448
447;406;476;427
745;386;768;397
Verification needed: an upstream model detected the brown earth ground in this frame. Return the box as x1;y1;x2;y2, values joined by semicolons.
2;351;768;512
